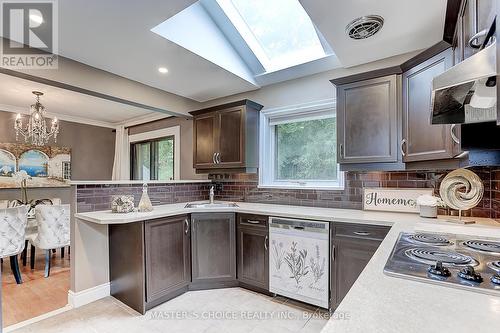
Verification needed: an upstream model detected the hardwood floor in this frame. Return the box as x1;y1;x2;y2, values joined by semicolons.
2;248;70;328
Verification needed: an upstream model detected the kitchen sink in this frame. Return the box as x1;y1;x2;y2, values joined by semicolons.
184;202;239;209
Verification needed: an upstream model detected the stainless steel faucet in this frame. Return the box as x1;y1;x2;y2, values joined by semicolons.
209;186;215;204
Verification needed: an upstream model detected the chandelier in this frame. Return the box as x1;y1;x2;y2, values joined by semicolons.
14;91;60;146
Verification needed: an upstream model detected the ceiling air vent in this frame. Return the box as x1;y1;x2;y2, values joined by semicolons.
346;15;384;40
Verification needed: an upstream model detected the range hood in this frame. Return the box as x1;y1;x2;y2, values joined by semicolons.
431;40;497;125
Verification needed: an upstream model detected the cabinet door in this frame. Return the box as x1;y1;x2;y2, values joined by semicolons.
145;216;191;303
332;236;381;307
462;0;478;59
337;75;399;164
191;213;236;285
476;0;495;34
237;215;269;290
193;112;217;168
217;107;245;167
461;0;494;59
402;49;458;162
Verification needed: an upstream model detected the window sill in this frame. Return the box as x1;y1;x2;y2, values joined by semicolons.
257;184;344;191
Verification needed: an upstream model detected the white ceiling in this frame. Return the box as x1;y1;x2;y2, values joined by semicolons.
55;0;258;102
300;0;447;68
0;73;159;127
55;0;447;102
0;0;448;107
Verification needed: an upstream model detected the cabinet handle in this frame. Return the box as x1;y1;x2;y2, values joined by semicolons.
184;219;189;235
353;231;371;236
468;29;488;49
212;153;216;164
450;124;460;144
216;152;221;164
245;220;261;224
331;244;335;262
339;144;344;158
400;139;407;157
264;235;268;251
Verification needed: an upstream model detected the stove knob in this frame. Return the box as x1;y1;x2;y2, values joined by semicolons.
458;266;483;283
491;274;500;285
428;261;451;277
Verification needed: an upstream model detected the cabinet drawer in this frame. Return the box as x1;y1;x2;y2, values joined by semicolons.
238;214;268;228
334;223;390;241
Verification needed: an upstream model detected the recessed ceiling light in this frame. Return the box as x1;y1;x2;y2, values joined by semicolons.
158;67;168;74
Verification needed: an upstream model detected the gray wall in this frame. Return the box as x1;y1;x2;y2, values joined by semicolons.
128;116;206;180
124;51;421;181
201;51;419;109
0;110;115;203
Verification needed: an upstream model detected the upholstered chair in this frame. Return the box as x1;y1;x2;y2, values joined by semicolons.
28;205;70;278
0;206;29;284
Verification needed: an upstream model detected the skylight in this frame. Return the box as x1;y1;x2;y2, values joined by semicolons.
216;0;327;72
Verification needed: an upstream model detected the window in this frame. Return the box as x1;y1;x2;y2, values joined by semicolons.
62;161;71;180
216;0;328;72
131;137;174;181
260;101;343;189
128;126;181;181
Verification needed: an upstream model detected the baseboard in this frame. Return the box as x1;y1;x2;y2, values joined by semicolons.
3;305;72;332
68;282;110;308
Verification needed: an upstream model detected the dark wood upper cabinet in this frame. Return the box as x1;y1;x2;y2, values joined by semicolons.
330;223;390;310
402;48;460;162
236;214;269;292
193;113;217;169
336;75;401;165
218;107;244;166
145;216;191;304
454;0;496;63
190;213;237;289
190;100;263;173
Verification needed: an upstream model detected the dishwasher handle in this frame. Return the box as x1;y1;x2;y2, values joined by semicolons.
292;226;305;230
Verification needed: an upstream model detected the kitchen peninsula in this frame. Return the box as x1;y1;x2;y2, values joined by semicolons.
70;180;500;333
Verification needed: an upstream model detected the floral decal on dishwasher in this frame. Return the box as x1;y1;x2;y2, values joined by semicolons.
284;242;309;284
309;245;326;283
271;240;285;270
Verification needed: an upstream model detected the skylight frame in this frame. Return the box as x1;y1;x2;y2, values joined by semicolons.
215;0;328;73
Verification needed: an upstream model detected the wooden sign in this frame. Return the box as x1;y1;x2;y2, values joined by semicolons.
363;188;433;213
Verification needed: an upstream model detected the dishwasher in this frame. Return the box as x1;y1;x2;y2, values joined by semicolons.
269;217;329;308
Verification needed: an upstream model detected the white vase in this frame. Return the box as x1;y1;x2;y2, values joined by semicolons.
138;184;153;212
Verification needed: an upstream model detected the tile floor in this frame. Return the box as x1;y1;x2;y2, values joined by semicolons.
10;288;329;333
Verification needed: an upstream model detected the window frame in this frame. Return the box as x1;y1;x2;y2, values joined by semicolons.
259;100;344;190
204;0;330;74
128;126;180;181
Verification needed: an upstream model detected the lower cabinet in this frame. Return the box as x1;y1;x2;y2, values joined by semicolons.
145;216;191;304
236;214;269;292
109;215;190;314
330;223;390;309
190;213;237;289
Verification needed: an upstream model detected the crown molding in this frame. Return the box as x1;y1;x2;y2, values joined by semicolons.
0;103;117;129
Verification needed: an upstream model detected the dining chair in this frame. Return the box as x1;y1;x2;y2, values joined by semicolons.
27;204;70;277
0;206;29;284
21;198;65;266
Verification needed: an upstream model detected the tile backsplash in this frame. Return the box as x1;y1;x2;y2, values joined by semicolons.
210;167;499;220
76;182;211;213
75;167;500;221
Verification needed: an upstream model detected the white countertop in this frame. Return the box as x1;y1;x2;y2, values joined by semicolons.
74;202;500;332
